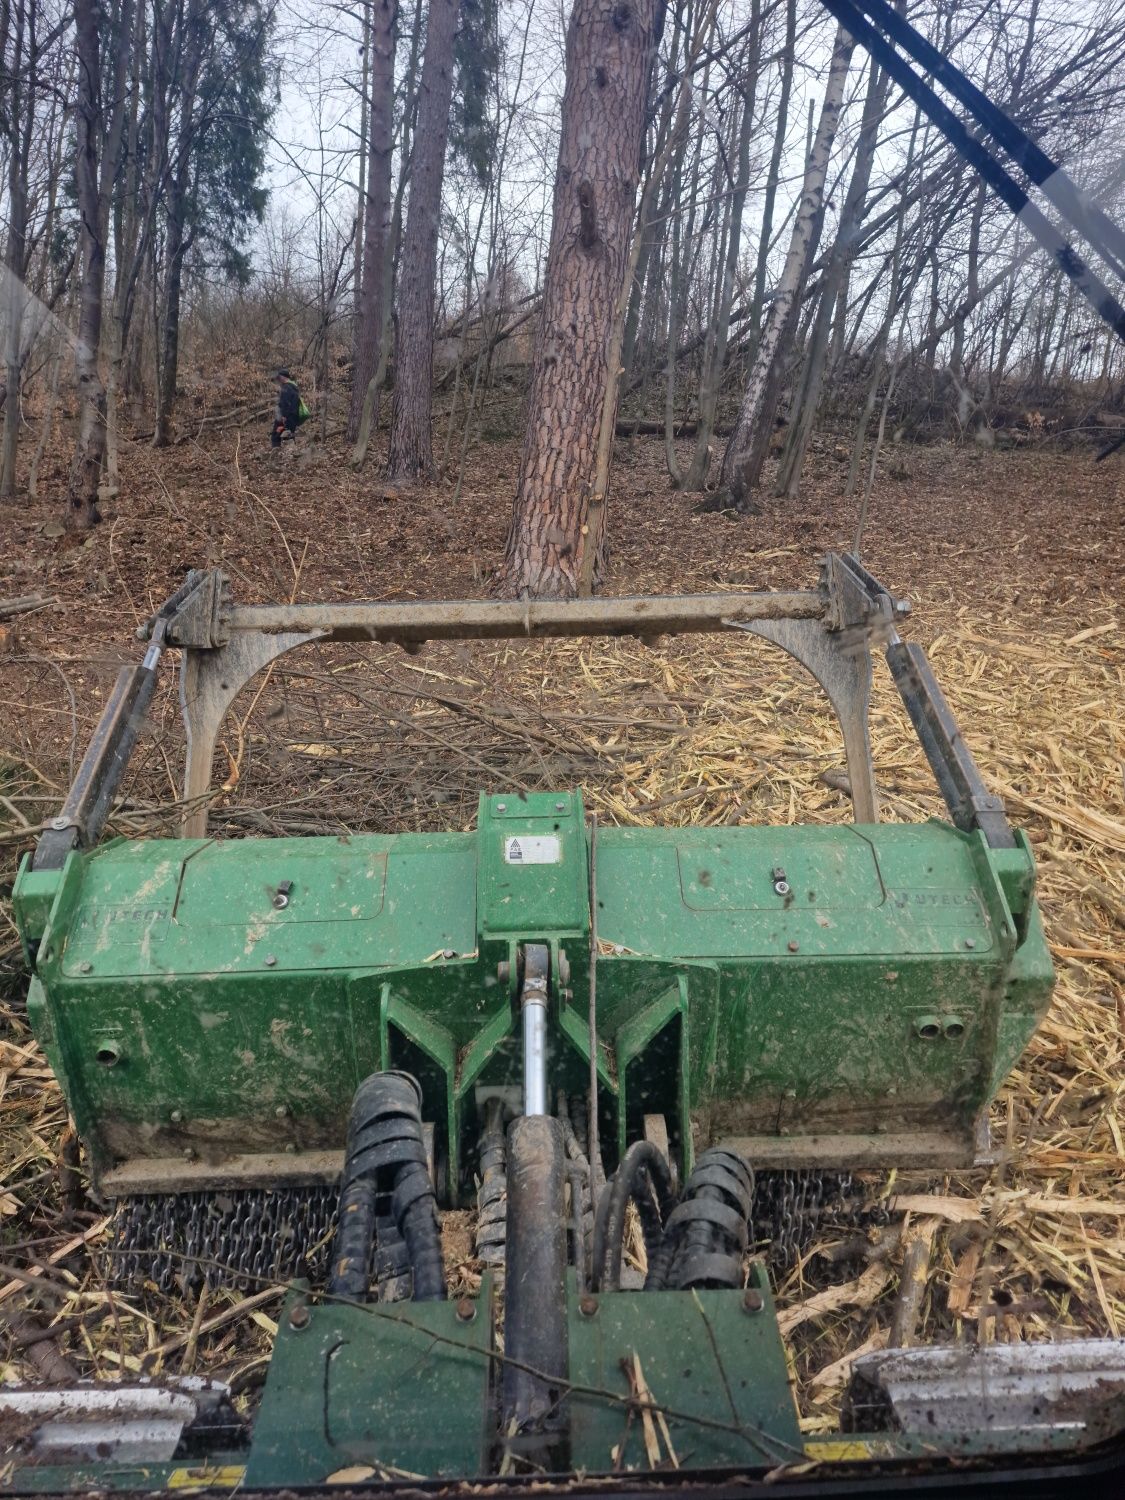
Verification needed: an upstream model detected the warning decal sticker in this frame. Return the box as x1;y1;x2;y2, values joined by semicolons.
503;835;562;865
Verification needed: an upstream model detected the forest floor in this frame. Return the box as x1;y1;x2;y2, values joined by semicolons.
0;410;1122;1436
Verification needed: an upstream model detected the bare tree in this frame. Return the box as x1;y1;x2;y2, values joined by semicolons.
681;7;761;492
0;0;71;500
746;0;795;354
347;0;397;445
718;20;854;510
67;0;135;529
0;0;39;498
151;0;206;448
386;0;462;483
775;46;893;497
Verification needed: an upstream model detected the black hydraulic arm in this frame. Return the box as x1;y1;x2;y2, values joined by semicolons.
844;0;1125;282
32;572;205;871
820;0;1125;348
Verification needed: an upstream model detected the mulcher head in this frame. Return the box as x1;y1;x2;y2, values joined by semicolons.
5;556;1080;1491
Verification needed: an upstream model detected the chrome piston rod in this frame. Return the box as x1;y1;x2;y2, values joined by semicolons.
520;944;550;1117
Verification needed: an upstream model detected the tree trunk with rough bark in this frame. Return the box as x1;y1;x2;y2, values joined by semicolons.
348;0;397;444
352;0;371;323
152;5;204;450
152;207;187;447
0;0;33;500
386;0;461;483
495;0;661;598
719;22;853;510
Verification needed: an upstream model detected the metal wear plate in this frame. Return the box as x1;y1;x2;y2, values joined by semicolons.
846;1339;1125;1436
244;1285;492;1486
567;1269;803;1472
0;1379;234;1465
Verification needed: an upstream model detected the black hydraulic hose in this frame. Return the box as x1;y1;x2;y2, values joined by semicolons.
328;1071;446;1302
393;1158;446;1300
329;1175;379;1301
559;1117;591;1275
474;1097;508;1265
643;1230;677;1293
662;1148;753;1291
591;1140;676;1292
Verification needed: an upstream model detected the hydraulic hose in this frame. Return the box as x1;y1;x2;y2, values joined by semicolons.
328;1070;446;1302
591;1140;676;1292
474;1097;508;1265
559;1113;595;1289
657;1148;753;1291
329;1175;379;1301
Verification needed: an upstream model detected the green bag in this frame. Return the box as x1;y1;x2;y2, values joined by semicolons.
296;396;311;425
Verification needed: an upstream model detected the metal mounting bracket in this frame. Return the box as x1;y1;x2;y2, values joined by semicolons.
180;628;325;837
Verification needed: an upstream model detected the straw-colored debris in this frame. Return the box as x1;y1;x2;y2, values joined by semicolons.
1;430;1121;1426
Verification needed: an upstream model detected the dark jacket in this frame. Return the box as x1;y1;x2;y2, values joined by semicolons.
275;379;300;425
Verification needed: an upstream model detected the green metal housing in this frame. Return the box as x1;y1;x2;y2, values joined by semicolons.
13;789;1053;1199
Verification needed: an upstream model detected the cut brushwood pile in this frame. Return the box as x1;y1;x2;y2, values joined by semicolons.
0;432;1121;1423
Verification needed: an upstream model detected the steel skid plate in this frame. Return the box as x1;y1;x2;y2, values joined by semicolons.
243;1283;494;1487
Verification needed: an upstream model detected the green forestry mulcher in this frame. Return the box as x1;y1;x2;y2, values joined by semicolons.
8;551;1125;1495
11;0;1125;1475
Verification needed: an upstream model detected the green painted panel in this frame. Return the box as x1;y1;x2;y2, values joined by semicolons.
990;902;1055;1092
245;1287;492;1486
677;826;882;911
476;790;588;936
55;834;477;978
9;856;59;959
568;1266;803;1471
12;797;1054;1186
594;824;997;957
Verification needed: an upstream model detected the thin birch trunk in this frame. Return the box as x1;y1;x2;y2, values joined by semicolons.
775;50;892;498
746;0;795;358
719;22;854;509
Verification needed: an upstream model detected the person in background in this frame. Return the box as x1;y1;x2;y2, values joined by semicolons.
271;369;307;447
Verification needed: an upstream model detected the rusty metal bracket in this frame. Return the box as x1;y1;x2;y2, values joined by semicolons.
35;556;926;846
138;570;229;649
732;616;880;824
206;585;826;644
180;627;326;837
821;551;910;644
